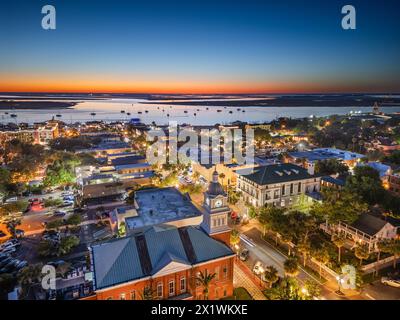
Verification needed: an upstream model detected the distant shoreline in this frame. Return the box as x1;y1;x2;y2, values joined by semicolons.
0;101;77;110
140;96;400;108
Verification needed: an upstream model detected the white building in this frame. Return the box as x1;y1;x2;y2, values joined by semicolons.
236;163;321;207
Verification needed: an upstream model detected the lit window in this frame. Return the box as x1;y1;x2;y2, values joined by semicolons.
223;266;228;279
120;293;126;300
168;280;175;296
157;282;163;298
215;267;220;280
180;277;186;292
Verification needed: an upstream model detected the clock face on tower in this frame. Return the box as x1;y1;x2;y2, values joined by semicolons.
215;199;223;208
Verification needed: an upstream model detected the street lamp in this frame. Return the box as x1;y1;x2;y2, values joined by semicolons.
301;287;309;299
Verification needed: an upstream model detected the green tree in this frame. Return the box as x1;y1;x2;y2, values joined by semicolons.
196;270;216;300
354;244;369;266
311;189;367;224
230;229;240;248
45;219;64;230
283;258;299;278
56;262;72;278
332;233;346;264
345;166;385;205
315;159;349;176
66;213;82;226
0;273;16;296
5;218;21;238
304;279;321;299
140;286;154;300
17;263;43;299
263;266;279;288
314;247;330;278
57;235;80;256
218;173;226;190
297;239;311;267
118;221;126;237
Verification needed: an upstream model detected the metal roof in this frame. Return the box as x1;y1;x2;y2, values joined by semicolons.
91;225;234;290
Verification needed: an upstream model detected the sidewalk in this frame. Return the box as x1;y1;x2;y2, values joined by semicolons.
234;260;266;300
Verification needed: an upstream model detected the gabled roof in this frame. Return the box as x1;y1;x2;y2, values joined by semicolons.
351;213;393;236
237;163;315;185
91;225;234;290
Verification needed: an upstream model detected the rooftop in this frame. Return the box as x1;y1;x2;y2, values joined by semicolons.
321;176;346;186
237;163;315;185
288;148;365;162
125;187;203;230
91;225;234;290
111;155;146;166
351;213;392;236
114;162;152;171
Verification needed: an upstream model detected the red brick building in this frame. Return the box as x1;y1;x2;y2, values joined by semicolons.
89;225;234;300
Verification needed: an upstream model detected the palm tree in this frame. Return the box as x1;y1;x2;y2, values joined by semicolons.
196;270;216;300
382;240;400;269
354;244;369;266
281;234;293;256
230;229;240;249
297;240;311;267
283;258;299;278
218;173;226;190
314;247;330;278
391;241;400;269
263;266;279;288
258;207;271;236
332;234;346;263
140;286;154;300
192;171;200;181
352;137;357;151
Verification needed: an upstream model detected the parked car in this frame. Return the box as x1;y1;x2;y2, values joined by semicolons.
239;249;250;261
5;197;18;203
253;261;265;275
0;254;10;263
1;246;16;254
0;257;13;268
0;239;20;250
15;229;25;238
42;230;61;242
233;216;242;225
381;277;400;288
14;260;28;270
48;260;66;268
54;210;67;217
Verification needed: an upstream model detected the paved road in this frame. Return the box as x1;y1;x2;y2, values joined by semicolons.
361;281;400;300
239;226;348;300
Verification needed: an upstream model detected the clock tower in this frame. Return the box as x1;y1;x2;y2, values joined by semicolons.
201;170;231;245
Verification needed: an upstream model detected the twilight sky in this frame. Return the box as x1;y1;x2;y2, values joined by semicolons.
0;0;399;94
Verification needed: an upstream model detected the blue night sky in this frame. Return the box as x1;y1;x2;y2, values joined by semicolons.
0;0;399;93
